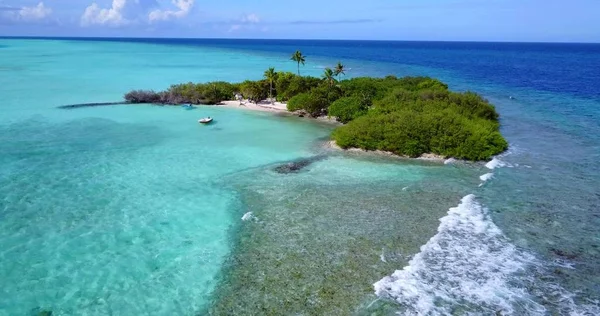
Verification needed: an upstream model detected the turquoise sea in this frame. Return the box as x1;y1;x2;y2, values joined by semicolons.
0;38;599;315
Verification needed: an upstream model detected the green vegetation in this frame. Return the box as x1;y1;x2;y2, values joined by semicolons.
124;72;320;105
125;81;239;105
264;67;277;104
124;58;507;160
239;80;267;104
290;50;306;75
334;61;346;78
328;96;368;123
275;73;321;101
284;74;506;160
322;67;336;87
331;78;507;160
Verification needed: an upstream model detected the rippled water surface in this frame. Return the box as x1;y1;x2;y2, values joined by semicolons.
1;38;599;315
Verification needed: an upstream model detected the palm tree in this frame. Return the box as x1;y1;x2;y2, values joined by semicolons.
264;67;277;104
290;50;306;75
334;61;346;77
322;68;335;87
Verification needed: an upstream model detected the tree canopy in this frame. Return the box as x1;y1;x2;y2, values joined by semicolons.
334;62;345;77
322;68;336;87
124;59;507;161
291;50;306;75
264;67;277;103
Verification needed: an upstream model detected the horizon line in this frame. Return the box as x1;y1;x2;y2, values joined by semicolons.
1;35;599;45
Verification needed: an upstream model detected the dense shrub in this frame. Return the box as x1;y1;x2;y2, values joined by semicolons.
124;90;161;103
448;92;499;121
332;91;508;160
391;76;446;91
286;84;342;116
328;96;368;123
338;76;447;102
303;92;329;117
240;80;269;103
287;92;311;112
274;72;295;101
126;82;237;105
339;77;384;100
204;81;238;104
330;75;506;160
417;78;449;91
123;73;507;160
287;92;329;116
312;84;342;103
277;74;321;101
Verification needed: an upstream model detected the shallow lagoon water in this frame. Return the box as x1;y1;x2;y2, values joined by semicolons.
0;107;333;314
1;38;600;315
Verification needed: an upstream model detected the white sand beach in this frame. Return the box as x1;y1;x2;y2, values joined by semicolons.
217;100;341;125
218;100;288;112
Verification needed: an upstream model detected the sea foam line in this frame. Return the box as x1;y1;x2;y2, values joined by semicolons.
485;146;518;170
480;172;494;182
241;212;254;221
374;195;544;315
486;157;507;169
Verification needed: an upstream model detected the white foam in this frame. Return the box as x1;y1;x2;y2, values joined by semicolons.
374;195;544;315
485;157;507;169
444;158;456;165
537;281;600;316
480;173;494;182
241;212;254;221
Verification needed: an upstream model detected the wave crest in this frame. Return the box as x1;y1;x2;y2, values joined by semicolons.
374;195;543;315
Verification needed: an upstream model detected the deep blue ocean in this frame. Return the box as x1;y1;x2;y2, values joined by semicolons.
34;37;600;96
1;37;599;315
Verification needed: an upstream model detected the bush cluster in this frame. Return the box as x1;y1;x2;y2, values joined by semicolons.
124;73;507;160
328;96;368;124
124;82;239;105
124;72;323;105
331;77;507;160
275;72;321;101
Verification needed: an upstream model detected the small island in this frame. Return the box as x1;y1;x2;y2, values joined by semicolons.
124;57;507;161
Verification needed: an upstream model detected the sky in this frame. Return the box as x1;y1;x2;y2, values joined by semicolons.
0;0;599;42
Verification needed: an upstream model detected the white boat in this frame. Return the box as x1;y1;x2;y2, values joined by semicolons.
198;117;213;124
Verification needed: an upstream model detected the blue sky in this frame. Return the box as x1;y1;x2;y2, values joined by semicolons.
0;0;599;42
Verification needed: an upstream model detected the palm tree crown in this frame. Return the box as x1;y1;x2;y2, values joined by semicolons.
264;67;277;103
334;62;346;77
290;50;306;75
322;68;336;87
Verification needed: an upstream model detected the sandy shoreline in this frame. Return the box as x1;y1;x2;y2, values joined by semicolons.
218;100;288;112
323;140;448;163
217;100;339;124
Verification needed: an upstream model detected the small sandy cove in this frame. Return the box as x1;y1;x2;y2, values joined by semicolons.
218;100;288;112
217;99;338;124
218;100;446;162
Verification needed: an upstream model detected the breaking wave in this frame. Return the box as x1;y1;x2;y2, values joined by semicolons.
374;195;544;315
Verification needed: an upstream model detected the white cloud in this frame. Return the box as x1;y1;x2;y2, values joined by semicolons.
2;2;52;22
228;13;261;33
19;2;52;20
148;0;193;22
241;13;259;24
81;0;128;26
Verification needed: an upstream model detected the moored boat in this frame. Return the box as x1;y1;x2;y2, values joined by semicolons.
198;117;213;124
